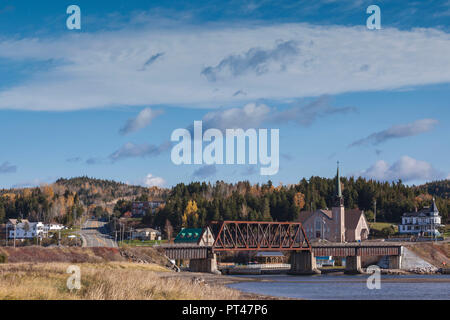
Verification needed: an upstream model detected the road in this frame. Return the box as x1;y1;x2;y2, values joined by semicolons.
79;219;118;248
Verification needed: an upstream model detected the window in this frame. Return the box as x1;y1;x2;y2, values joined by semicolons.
315;218;323;238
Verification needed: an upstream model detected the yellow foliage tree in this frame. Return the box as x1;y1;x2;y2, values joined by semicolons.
293;192;306;210
182;200;199;228
23;189;32;198
41;185;54;199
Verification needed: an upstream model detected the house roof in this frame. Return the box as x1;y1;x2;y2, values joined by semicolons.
403;198;440;217
7;219;30;225
297;208;366;232
174;228;203;243
344;209;365;230
297;209;332;224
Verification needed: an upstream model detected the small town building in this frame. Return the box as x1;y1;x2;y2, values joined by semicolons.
296;163;370;243
255;252;285;264
131;201;165;216
316;256;335;267
398;198;442;236
45;223;65;231
132;228;160;241
7;219;45;239
174;227;215;246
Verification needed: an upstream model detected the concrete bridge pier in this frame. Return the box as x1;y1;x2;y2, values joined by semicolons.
388;255;401;269
345;256;363;274
289;251;321;275
189;253;220;274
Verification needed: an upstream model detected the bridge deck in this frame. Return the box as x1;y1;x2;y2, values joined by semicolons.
159;242;403;259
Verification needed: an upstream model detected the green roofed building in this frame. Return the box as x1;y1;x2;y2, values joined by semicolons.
174;227;215;246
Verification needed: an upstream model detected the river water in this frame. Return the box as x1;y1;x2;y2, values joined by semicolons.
227;274;450;300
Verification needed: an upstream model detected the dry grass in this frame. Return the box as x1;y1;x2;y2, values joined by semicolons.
0;262;242;300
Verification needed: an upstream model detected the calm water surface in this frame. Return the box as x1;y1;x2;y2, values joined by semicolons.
227;274;450;300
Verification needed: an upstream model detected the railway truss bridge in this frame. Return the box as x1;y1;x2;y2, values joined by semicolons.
158;221;402;274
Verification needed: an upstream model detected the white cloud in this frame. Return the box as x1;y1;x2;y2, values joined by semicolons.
0;24;449;111
202;102;271;130
359;156;444;182
144;173;166;187
119;108;163;135
201;95;354;130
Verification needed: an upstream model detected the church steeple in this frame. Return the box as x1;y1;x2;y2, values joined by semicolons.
336;161;342;198
334;161;344;207
431;197;439;215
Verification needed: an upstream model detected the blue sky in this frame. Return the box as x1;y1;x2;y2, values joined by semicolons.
0;0;449;188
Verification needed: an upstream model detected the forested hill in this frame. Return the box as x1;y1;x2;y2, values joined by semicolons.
0;177;168;226
416;180;450;199
55;177;168;205
1;177;449;229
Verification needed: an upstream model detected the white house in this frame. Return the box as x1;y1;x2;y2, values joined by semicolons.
45;223;65;231
131;228;161;241
399;198;443;236
7;219;45;239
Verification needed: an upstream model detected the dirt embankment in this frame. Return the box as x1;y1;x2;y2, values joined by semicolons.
0;246;173;269
405;242;450;268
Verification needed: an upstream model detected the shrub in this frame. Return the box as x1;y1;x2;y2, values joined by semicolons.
0;254;7;264
381;226;396;237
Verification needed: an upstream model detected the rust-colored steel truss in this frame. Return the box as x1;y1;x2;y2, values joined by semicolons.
210;221;311;252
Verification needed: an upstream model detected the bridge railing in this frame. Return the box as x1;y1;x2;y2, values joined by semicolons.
209;221;311;252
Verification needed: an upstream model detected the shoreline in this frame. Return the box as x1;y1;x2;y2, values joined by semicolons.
157;269;450;300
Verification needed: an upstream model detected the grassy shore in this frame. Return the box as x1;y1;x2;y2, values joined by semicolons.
0;262;244;300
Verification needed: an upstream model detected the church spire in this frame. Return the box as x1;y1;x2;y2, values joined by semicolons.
431;197;438;213
334;161;344;207
336;161;342;198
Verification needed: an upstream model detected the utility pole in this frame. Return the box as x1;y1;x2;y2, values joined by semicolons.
373;199;377;223
321;217;325;241
13;223;16;248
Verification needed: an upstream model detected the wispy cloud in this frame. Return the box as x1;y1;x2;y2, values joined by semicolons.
240;165;258;176
201;40;299;81
273;95;356;126
193;165;217;179
86;157;107;165
202;102;272;130
358;156;444;182
119;108;163;135
0;162;17;174
349;119;438;147
140;52;164;71
109;141;170;161
66;157;82;163
201;95;355;130
0;24;449;111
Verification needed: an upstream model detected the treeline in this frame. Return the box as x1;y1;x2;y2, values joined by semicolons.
2;177;448;233
0;185;84;226
152;178;450;233
55;176;168;206
417;180;450;199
